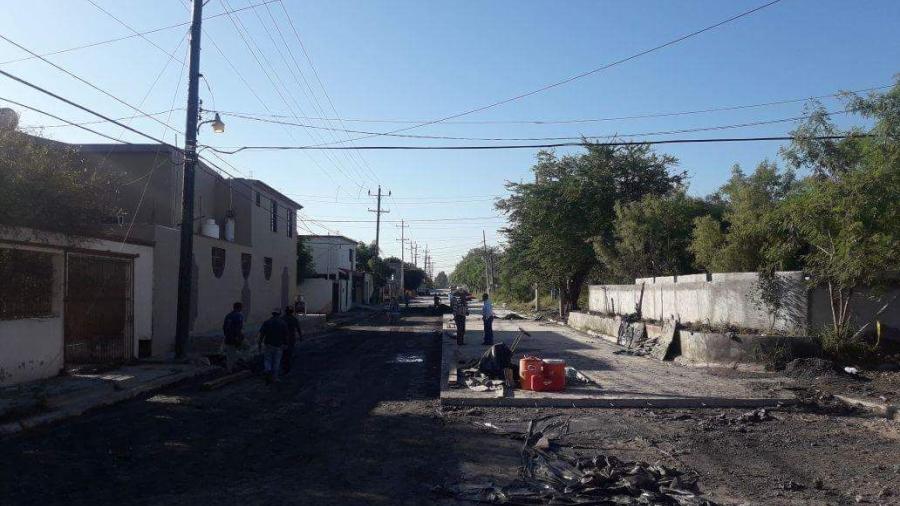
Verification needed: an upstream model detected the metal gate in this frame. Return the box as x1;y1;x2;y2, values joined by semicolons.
64;254;133;367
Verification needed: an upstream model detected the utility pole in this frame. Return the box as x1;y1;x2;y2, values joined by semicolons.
482;230;492;295
367;186;390;256
396;220;408;296
413;242;418;267
174;0;204;359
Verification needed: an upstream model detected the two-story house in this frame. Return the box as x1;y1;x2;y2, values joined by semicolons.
299;235;360;314
77;143;302;356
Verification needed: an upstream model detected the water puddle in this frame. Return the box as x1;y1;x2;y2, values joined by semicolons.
389;354;424;364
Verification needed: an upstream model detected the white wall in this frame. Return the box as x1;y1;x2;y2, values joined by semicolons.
300;278;333;314
0;230;153;386
588;272;808;334
0;248;64;386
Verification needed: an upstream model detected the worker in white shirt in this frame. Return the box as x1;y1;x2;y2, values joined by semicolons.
481;293;495;345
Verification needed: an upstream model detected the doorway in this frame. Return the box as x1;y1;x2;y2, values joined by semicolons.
64;254;133;367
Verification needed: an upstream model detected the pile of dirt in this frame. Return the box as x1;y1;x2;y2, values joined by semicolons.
500;312;525;320
784;357;839;380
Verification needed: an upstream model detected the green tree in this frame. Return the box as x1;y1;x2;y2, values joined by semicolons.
774;83;900;343
355;241;377;271
497;143;684;314
433;271;449;289
0;128;123;236
595;191;710;282
689;161;799;273
296;236;316;283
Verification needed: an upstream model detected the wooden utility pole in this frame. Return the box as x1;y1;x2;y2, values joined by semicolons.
174;0;204;359
396;220;408;295
367;186;390;256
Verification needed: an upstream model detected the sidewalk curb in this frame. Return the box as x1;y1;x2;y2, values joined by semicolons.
0;366;217;437
834;394;900;421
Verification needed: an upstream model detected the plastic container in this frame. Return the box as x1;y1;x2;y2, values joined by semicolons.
201;218;220;239
529;373;547;392
519;356;543;391
541;359;567;392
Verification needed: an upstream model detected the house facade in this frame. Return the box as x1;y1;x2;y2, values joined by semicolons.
0;228;154;386
299;235;359;314
76;144;303;357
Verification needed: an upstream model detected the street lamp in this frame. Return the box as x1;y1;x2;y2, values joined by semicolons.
199;111;225;134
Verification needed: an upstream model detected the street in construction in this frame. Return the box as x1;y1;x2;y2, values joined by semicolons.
1;298;898;505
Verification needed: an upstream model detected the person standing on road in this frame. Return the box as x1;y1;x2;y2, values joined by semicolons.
281;306;302;375
482;293;495;346
453;292;469;345
222;302;245;373
433;293;440;308
258;309;288;384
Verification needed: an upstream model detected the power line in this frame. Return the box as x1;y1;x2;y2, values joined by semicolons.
299;0;785;147
85;0;186;65
0;96;127;143
218;109;848;142
214;85;890;126
202;134;867;153
311;216;504;223
0;34;182;136
0;0;282;66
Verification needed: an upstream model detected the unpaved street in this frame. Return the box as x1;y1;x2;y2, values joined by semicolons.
1;304;899;505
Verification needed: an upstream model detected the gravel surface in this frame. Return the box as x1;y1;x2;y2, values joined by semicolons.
1;303;898;505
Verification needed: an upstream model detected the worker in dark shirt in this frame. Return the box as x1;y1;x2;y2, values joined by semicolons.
258;309;288;384
281;306;302;374
222;302;245;373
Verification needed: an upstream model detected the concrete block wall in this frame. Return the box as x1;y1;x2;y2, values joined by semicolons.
588;271;809;334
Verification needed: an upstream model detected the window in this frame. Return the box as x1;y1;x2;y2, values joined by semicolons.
255;192;261;207
286;211;293;238
270;199;278;233
211;247;226;278
0;248;54;320
241;253;252;280
264;257;273;280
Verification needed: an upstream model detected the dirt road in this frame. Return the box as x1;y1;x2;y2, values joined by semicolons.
1;304;899;505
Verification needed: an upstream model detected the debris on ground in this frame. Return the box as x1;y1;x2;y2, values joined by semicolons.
784;358;839;380
565;366;600;387
844;366;860;376
780;480;806;491
500;313;525;320
440;416;717;505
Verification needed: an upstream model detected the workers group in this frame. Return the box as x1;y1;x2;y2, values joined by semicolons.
450;290;494;346
222;301;303;384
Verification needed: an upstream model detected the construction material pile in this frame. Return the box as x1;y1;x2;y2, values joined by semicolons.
441;417;716;505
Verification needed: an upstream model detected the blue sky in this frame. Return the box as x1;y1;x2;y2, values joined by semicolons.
1;0;898;274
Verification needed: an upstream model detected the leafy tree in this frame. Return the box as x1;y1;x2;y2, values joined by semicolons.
433;271;449;289
773;83;900;343
355;241;377;271
296;236;316;283
497;143;684;314
450;247;498;293
595;191;709;282
689;161;799;273
0;128;123;236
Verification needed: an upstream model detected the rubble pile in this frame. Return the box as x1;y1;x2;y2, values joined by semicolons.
440;417;716;505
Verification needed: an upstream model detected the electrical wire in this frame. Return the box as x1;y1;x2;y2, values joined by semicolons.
0;96;127;143
202;134;867;153
0;0;282;66
217;109;848;142
299;0;786;147
214;84;890;126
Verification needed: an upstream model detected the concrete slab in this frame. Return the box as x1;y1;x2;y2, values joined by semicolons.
441;309;797;408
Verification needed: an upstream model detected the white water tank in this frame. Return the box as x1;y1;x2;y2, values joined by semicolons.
224;216;235;242
201;218;220;239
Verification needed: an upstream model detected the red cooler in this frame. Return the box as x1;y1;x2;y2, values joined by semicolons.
519;356;543;391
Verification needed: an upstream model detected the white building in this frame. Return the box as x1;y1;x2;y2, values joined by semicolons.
299;235;362;314
0;228;154;386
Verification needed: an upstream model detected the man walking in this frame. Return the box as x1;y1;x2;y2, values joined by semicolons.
258;309;288;384
222;302;245;373
453;291;469;345
281;306;302;375
482;293;495;346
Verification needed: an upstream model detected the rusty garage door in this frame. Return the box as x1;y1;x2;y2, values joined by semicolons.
64;254;133;367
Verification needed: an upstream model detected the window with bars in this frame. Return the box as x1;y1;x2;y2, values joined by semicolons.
287;211;293;238
0;248;55;320
270;199;278;233
211;247;226;278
